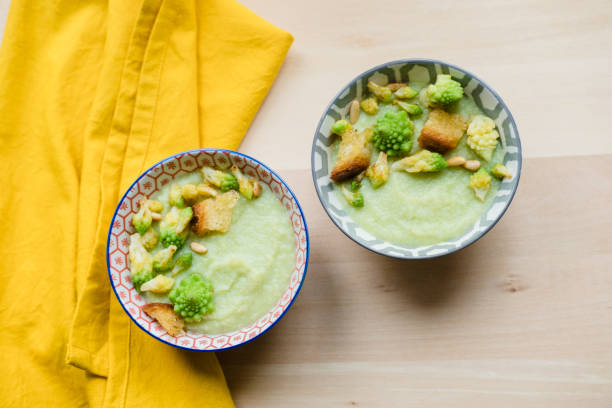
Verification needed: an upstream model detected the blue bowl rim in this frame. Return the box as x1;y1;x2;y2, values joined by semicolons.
107;148;310;352
310;58;522;260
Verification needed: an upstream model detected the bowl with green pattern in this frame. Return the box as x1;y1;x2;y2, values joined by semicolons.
311;59;521;259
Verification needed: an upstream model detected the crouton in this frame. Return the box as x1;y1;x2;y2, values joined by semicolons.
191;190;239;235
418;109;467;153
330;128;372;182
142;302;185;336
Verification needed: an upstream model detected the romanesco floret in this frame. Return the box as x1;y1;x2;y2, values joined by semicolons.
141;227;159;251
159;206;193;249
367;81;392;103
231;165;262;200
140;274;175;293
168;184;185;208
427;74;463;106
360;97;379;115
394;86;418;99
391;149;448;173
491;163;512;180
128;233;153;291
393;100;422;117
366;151;389;188
371;110;413;156
341;184;364;208
466;114;499;162
132;204;152;235
197;183;217;198
152;245;177;273
144;199;163;213
171;252;193;277
200;166;239;192
331;119;352;136
169;274;214;322
469;168;492;201
181;184;199;204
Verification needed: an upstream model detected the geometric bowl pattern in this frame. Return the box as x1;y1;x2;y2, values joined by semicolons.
108;149;309;351
311;59;522;259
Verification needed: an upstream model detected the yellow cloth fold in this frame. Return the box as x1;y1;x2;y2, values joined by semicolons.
0;0;292;406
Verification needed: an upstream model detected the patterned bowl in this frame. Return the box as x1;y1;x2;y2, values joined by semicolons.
311;59;521;259
108;149;309;351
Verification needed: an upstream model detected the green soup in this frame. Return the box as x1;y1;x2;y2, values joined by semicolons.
333;82;503;247
144;171;297;334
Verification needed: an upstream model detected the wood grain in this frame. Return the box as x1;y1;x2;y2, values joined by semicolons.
218;155;612;407
237;0;612;171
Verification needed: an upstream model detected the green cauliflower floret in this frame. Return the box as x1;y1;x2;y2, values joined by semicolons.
394;86;418;99
371;110;413;157
180;184;199;205
141;227;159;251
231;165;262;200
341;184;364;208
159;206;193;249
128;233;153;291
391;149;448;173
360;97;379;115
491;163;512;180
331;119;352;136
466;114;499;162
427;74;463;106
131;204;152;235
200;166;239;192
171;252;193;277
168;184;185;208
169;274;214;323
393;100;422;117
366;152;389;188
140;274;175;293
367;81;393;103
152;245;177;273
146;199;163;213
469;168;492;201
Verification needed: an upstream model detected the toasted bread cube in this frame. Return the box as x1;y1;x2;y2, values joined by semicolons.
142;302;184;336
418;109;467;153
330;129;372;182
191;190;239;235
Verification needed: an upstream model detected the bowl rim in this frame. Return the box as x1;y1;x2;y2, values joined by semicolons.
107;148;310;351
310;58;522;260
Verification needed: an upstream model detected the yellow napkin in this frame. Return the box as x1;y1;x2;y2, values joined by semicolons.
0;0;292;406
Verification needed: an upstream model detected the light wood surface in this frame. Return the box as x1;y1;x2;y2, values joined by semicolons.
238;0;612;171
218;0;612;406
1;1;609;406
219;156;612;407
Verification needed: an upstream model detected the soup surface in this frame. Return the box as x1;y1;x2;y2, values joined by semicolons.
332;82;503;247
143;171;297;334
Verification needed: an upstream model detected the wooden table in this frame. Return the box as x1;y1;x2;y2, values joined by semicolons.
1;0;608;406
217;1;612;406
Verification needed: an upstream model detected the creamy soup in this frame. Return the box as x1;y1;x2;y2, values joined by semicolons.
332;82;503;247
142;171;297;334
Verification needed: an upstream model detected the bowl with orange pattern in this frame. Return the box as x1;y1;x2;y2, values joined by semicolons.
108;149;309;350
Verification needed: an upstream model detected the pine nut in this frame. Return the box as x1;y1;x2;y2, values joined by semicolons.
190;242;208;255
151;212;162;221
446;156;466;167
464;160;481;171
349;100;360;124
387;82;407;91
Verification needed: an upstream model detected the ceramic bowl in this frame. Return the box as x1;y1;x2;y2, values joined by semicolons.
311;59;521;259
108;149;309;351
